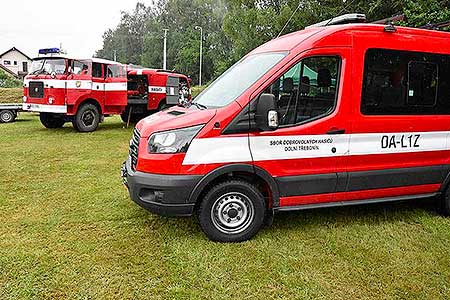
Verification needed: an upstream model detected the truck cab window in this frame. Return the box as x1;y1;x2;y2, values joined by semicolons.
266;56;340;126
72;60;90;76
107;65;126;78
92;63;103;78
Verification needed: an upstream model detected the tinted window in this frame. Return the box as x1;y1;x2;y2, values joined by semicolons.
263;56;340;126
362;49;450;115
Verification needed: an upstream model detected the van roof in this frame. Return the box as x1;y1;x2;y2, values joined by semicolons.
251;23;450;54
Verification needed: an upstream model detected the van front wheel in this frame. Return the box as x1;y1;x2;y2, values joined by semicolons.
197;180;266;242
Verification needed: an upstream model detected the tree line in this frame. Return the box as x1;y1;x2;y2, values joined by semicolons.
96;0;450;85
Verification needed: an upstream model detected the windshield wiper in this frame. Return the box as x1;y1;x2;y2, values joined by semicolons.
191;102;208;110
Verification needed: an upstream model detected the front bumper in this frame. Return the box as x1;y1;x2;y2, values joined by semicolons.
121;159;202;217
23;103;67;114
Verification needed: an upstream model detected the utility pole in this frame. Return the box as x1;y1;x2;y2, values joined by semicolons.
163;29;169;70
195;26;203;86
113;50;117;62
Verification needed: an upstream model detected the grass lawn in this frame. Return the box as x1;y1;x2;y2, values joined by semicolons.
1;114;450;299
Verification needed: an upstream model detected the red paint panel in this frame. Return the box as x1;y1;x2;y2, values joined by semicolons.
280;183;441;207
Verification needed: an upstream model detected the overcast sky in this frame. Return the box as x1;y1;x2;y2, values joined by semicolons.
0;0;153;58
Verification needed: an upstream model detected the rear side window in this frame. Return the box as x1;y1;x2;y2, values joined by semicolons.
361;49;450;115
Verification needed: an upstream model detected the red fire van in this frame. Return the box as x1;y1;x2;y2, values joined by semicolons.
122;15;450;242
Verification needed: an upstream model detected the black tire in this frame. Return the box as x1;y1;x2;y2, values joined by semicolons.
72;103;100;132
120;112;145;123
39;113;65;128
440;185;450;216
0;110;16;123
197;180;266;242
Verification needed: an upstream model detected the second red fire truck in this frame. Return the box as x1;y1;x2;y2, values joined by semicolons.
22;48;191;132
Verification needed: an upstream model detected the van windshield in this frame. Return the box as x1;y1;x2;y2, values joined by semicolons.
193;52;287;108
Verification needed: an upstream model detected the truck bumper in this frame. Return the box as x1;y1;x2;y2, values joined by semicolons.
23;103;67;114
121;159;202;217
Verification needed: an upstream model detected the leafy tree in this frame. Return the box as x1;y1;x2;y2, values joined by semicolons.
96;0;450;83
0;69;22;88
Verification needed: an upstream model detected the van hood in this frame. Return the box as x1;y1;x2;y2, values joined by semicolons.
136;106;216;138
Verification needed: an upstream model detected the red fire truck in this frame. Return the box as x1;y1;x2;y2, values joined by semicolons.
22;48;191;132
122;14;450;242
123;68;191;122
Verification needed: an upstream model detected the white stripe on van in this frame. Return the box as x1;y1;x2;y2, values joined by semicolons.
182;131;450;165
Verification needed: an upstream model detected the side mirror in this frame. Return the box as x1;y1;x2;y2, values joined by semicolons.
255;93;279;131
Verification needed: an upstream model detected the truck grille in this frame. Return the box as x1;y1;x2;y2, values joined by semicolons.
129;128;141;171
28;81;44;98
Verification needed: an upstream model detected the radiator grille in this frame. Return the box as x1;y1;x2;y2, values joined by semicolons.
28;81;44;98
129;128;141;171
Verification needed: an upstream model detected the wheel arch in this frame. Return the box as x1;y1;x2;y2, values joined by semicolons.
74;98;103;115
189;164;280;209
157;97;167;110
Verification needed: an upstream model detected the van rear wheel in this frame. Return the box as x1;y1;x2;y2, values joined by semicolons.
197;180;266;242
73;103;100;132
39;113;65;128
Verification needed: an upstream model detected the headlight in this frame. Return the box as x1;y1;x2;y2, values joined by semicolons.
148;125;203;154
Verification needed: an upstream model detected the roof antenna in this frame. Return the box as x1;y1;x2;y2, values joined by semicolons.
276;1;302;38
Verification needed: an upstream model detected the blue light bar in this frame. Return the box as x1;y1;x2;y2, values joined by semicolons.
38;48;61;55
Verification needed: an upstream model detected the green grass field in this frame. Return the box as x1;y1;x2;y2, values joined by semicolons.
1;114;450;299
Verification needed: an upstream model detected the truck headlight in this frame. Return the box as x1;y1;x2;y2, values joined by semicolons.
148;125;203;154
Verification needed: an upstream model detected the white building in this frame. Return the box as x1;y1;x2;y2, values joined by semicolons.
0;47;32;79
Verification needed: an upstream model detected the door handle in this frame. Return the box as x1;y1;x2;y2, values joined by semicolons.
327;128;346;135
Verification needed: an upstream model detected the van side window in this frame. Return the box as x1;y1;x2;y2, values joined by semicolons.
407;61;438;106
92;63;103;78
265;56;340;126
361;49;448;115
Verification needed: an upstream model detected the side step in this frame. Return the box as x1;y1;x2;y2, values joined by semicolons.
274;193;438;212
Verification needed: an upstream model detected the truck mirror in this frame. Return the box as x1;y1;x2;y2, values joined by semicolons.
255;93;278;131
